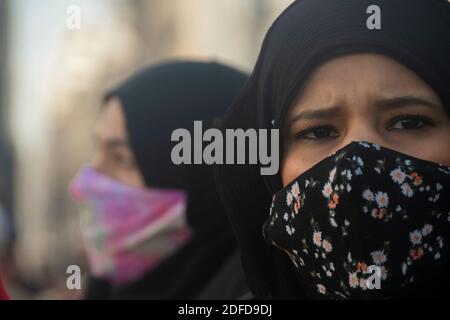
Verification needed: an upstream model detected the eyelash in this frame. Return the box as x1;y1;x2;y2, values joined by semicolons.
113;154;135;167
294;125;338;141
386;114;435;131
294;114;435;141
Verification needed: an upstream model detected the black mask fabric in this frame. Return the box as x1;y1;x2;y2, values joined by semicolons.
264;141;450;299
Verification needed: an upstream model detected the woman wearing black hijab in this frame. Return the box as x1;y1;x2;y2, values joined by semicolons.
70;61;249;299
216;0;450;299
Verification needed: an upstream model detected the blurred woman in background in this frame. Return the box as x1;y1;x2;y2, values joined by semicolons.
70;61;249;299
217;0;450;299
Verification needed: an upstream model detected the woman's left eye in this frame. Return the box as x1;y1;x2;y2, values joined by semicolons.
294;125;339;140
388;115;434;131
113;154;135;167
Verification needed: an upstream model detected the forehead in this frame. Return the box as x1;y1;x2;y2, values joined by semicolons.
295;53;437;105
95;97;128;140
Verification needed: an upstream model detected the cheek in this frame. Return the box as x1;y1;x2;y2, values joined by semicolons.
396;126;450;167
280;158;294;187
130;169;146;188
281;144;343;186
281;151;310;187
117;168;145;188
420;129;450;167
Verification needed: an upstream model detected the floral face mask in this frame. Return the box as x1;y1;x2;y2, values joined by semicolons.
69;166;192;287
263;141;450;299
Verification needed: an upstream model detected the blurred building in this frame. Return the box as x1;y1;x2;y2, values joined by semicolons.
5;0;293;296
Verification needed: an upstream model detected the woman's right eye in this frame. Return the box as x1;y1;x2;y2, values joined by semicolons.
294;125;339;140
113;154;135;167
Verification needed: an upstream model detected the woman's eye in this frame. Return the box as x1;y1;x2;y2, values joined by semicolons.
113;154;135;167
388;115;434;131
295;125;339;140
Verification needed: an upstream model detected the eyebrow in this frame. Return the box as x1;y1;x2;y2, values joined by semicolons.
104;138;130;149
289;106;343;124
289;95;439;125
374;95;440;111
93;134;130;149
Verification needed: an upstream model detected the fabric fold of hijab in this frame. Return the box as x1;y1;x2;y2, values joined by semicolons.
216;0;450;299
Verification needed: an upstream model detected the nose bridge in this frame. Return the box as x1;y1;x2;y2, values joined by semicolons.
342;113;384;147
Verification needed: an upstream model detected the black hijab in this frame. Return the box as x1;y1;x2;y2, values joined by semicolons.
216;0;450;299
86;61;249;299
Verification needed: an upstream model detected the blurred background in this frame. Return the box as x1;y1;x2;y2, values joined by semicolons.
0;0;293;299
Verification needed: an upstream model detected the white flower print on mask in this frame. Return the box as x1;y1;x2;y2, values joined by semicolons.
375;191;389;208
409;230;422;245
390;168;406;184
401;183;414;197
313;231;322;247
371;250;387;265
322;239;333;253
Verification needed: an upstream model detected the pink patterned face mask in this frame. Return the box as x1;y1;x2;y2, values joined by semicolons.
69;166;192;287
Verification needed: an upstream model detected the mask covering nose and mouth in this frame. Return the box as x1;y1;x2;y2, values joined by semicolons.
69;166;192;287
263;141;450;299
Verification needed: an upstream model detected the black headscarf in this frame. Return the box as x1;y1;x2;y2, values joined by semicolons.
86;61;249;299
216;0;450;299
